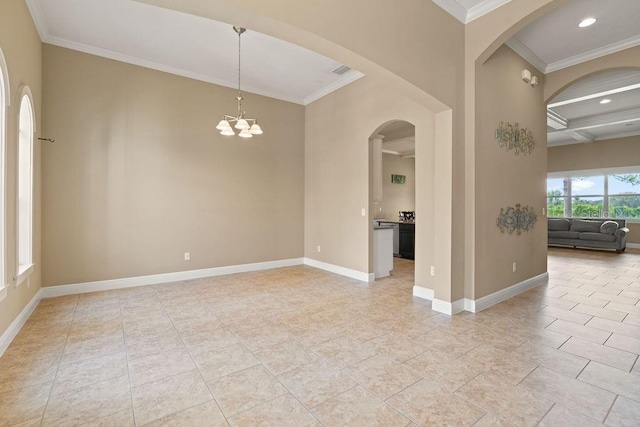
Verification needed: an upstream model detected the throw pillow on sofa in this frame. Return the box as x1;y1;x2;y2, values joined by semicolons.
600;220;619;235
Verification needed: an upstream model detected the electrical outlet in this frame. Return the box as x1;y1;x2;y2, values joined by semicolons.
512;262;517;272
184;252;191;261
542;207;546;216
317;245;321;253
430;266;435;276
361;208;366;217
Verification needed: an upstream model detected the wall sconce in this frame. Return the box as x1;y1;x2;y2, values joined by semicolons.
521;69;538;87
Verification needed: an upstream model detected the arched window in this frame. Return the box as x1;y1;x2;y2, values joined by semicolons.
0;48;8;301
17;87;34;284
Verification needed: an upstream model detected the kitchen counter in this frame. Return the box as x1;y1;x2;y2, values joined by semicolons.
374;220;415;225
374;225;394;230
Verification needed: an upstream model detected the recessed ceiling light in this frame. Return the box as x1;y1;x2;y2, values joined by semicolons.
600;99;611;104
579;18;597;28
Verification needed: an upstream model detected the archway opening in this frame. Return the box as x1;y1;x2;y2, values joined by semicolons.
369;120;416;283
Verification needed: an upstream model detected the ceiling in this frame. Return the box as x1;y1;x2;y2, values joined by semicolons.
506;0;640;73
25;0;363;105
24;0;640;145
547;70;640;146
379;122;415;158
503;0;640;146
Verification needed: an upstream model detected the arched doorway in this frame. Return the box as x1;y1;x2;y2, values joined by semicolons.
370;120;416;283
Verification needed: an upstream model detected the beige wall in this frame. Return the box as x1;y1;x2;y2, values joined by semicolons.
548;136;640;244
0;0;42;338
548;136;640;173
139;0;463;300
474;45;548;300
381;154;415;220
41;45;304;286
305;76;453;296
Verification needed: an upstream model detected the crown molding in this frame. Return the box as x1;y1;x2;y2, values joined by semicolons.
24;0;49;41
431;0;467;23
303;70;365;105
466;0;512;23
432;0;511;24
25;0;363;106
505;37;547;73
45;35;308;105
546;34;640;74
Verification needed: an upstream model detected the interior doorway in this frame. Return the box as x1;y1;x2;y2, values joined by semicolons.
370;120;416;282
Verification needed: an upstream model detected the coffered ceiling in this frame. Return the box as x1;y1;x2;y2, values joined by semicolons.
504;0;640;147
25;0;363;105
547;70;640;146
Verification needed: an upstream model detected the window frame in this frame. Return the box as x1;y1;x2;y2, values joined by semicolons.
16;85;35;286
547;169;640;222
0;48;9;301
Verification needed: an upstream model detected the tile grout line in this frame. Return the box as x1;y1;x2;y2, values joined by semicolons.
118;289;137;427
37;295;79;426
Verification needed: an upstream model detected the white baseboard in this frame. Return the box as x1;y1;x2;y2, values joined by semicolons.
626;243;640;249
412;286;434;301
464;272;548;313
432;298;465;315
0;289;43;357
41;258;305;298
303;258;373;283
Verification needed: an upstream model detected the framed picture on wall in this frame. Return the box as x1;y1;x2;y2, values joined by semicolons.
391;174;406;184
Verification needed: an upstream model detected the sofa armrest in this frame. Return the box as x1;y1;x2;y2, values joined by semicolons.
615;227;630;238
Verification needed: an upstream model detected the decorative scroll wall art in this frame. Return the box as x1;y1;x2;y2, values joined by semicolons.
497;204;538;235
495;121;536;155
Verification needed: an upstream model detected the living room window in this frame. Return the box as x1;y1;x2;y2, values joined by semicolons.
17;88;34;284
547;172;640;220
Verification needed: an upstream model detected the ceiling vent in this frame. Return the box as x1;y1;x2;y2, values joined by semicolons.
332;65;351;75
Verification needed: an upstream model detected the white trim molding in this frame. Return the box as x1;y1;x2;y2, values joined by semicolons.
464;272;548;313
546;34;640;74
0;289;41;357
626;243;640;250
433;298;465;315
41;258;305;298
432;0;511;24
302;258;373;283
412;285;435;301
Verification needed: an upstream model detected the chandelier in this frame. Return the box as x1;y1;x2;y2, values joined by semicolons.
216;26;263;138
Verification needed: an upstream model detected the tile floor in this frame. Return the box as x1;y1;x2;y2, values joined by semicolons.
1;248;640;426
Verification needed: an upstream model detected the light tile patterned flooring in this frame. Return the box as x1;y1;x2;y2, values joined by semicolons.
1;248;640;426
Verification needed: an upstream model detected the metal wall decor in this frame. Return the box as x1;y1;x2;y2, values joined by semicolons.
495;121;536;155
496;204;537;235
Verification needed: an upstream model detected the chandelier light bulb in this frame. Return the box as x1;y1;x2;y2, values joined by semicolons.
249;123;263;135
220;128;235;136
239;128;253;138
216;119;231;131
235;118;250;130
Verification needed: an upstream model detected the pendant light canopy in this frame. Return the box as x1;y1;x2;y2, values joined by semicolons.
217;26;263;138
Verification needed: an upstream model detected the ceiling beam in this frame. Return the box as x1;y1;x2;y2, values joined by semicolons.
548;83;640;108
547;110;567;130
566;130;594;143
569;107;640;131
